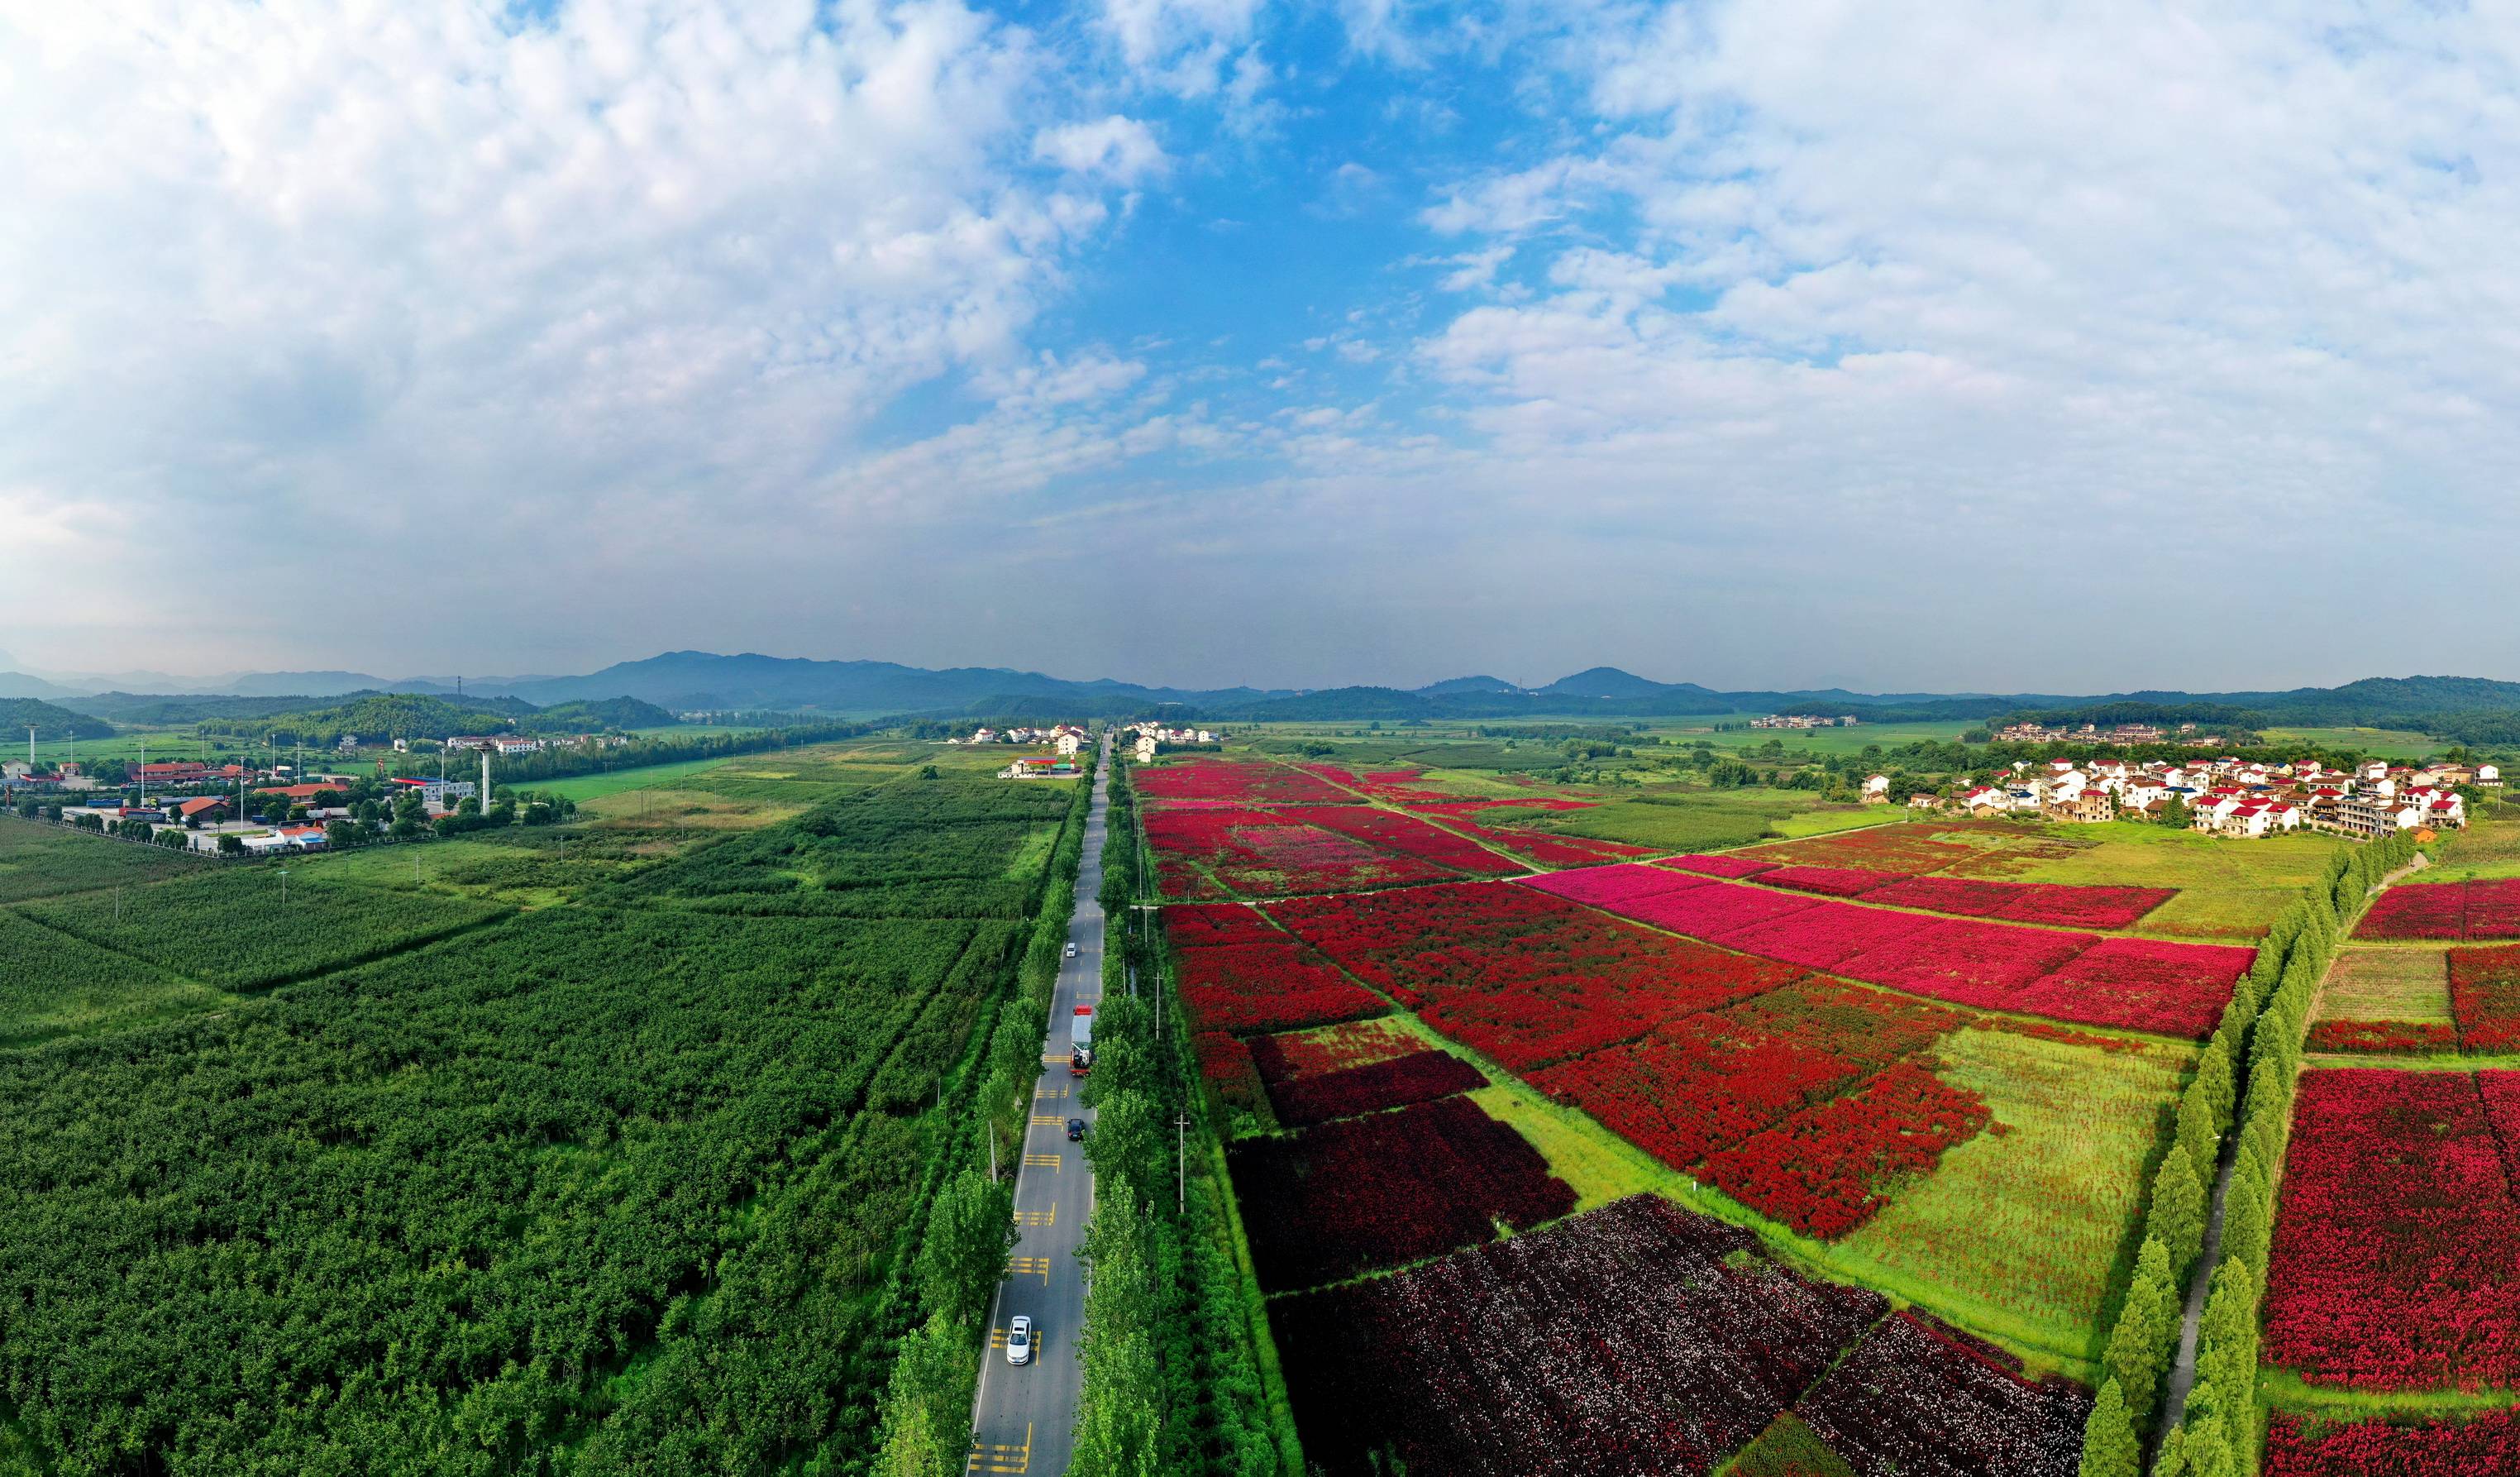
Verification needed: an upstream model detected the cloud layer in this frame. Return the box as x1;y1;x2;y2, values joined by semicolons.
6;0;2520;690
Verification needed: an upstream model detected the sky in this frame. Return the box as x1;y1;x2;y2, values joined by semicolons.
5;0;2520;695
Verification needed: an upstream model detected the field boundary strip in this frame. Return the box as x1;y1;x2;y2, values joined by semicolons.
0;896;517;1002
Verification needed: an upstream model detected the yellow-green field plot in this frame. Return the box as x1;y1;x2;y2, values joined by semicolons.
1819;1026;2191;1374
1522;790;1888;853
1964;824;2339;940
2313;948;2453;1024
2420;815;2520;884
533;756;733;802
2259;726;2441;761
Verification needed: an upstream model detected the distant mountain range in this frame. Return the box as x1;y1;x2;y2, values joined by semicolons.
7;652;2520;740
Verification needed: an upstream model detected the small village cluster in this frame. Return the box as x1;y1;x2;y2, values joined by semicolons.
1749;714;1861;729
1992;719;2222;747
2;756;484;853
1897;755;2494;839
949;723;1093;753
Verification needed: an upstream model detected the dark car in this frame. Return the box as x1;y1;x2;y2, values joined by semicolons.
1066;1117;1087;1141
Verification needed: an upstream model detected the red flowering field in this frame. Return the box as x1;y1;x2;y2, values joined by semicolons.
1143;805;1456;898
1250;1017;1427;1082
1265;1049;1488;1127
2265;1068;2520;1390
2356;882;2470;940
2008;937;2255;1039
1528;869;2240;1036
1793;1309;2091;1477
1667;852;1780;878
1270;1195;1889;1476
1525;979;1969;1180
1697;1063;1993;1238
1521;860;1713;911
2451;946;2520;1053
1193;1030;1270;1116
1755;864;1899;897
1444;819;1656;868
2265;1409;2520;1475
1164;904;1391;1036
1135;758;1355;806
2305;1019;2461;1054
1863;874;2175;929
1227;1095;1577;1292
1286;805;1527;877
1302;765;1451;805
1745;825;2010;877
2471;882;2520;940
1268;882;1806;1068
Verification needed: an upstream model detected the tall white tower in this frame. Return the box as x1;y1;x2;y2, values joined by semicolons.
481;749;491;810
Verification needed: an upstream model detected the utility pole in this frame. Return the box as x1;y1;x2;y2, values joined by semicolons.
989;1119;999;1182
1176;1113;1189;1216
277;866;289;906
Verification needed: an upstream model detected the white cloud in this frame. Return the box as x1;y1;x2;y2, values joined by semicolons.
1033;115;1168;184
1095;0;1266;97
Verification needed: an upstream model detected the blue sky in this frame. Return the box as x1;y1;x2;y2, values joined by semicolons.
6;1;2520;694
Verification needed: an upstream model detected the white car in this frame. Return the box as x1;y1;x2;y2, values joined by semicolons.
1006;1315;1033;1366
1063;942;1077;958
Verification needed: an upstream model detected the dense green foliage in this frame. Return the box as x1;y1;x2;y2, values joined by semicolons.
0;760;1092;1472
197;691;542;743
0;909;232;1048
0;814;198;902
524;697;678;731
22;870;505;990
0;696;112;740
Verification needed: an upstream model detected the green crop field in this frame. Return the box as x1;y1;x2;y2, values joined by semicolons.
0;748;1091;1469
1522;790;1890;853
2314;948;2453;1024
532;754;733;801
1652;713;1978;758
2419;814;2520;883
0;910;237;1049
1824;1028;2191;1369
0;815;200;902
2259;725;2442;760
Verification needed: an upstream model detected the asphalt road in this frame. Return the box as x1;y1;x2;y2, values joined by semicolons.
967;740;1110;1477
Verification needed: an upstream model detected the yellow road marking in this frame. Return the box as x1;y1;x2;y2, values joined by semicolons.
1029;1114;1065;1127
1023;1152;1062;1168
1011;1255;1052;1283
1034;1086;1067;1100
1019;1202;1056;1227
967;1422;1033;1473
1039;1054;1067;1065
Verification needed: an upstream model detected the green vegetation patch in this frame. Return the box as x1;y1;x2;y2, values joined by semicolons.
0;815;202;903
1526;790;1880;853
1721;1412;1859;1477
2315;949;2454;1025
1824;1025;2191;1369
1961;821;2337;940
20;869;505;991
533;756;733;802
2423;816;2520;885
0;905;1005;1469
0;910;236;1049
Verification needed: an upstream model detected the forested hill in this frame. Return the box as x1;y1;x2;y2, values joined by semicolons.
190;692;614;743
0;698;112;742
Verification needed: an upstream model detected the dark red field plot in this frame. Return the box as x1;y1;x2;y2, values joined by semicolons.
1164;904;1390;1036
2451;945;2520;1053
1754;864;1897;898
1286;805;1527;877
1862;875;2175;929
2265;1408;2520;1475
2007;937;2254;1038
1227;1095;1576;1292
1263;1049;1487;1127
1525;980;1967;1181
1444;819;1655;868
1135;758;1356;806
1193;1030;1269;1115
1270;1194;1888;1477
2355;882;2469;940
1698;1063;1993;1239
1793;1309;2091;1477
1835;918;2096;1008
1521;860;1715;911
1268;881;1806;1069
1143;805;1455;898
1664;852;1779;879
2265;1068;2520;1391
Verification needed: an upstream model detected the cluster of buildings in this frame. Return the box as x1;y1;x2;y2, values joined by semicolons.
1911;756;2492;839
952;724;1091;755
1125;722;1219;762
1992;720;2222;748
1749;715;1860;730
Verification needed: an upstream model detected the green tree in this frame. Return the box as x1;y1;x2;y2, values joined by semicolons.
2176;1081;2224;1177
2104;1236;2180;1425
875;1312;976;1477
916;1169;1017;1324
2154;1145;2208;1276
2078;1377;2141;1477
